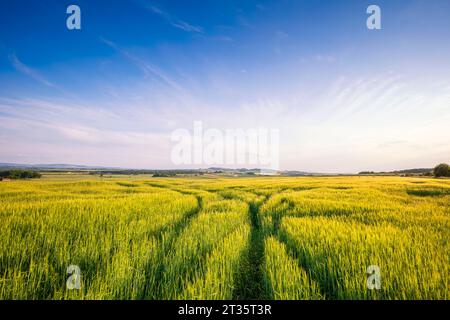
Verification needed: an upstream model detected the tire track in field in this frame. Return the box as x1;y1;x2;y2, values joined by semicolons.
246;187;331;299
140;182;203;242
192;187;272;299
143;182;240;299
275;229;332;299
145;183;321;300
144;196;203;299
268;196;332;299
138;182;205;298
222;187;290;299
142;195;204;299
232;194;272;300
157;196;248;299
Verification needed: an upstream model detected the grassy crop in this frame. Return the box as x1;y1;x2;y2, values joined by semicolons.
263;236;323;299
0;175;449;299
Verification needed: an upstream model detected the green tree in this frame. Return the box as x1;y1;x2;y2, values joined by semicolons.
0;170;41;179
433;163;450;177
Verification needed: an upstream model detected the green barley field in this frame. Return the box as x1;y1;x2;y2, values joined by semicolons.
0;174;449;300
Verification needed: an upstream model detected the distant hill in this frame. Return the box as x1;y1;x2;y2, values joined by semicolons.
0;163;114;170
359;168;433;175
0;163;434;176
206;167;322;176
280;170;320;176
0;163;205;176
391;168;433;174
0;164;318;176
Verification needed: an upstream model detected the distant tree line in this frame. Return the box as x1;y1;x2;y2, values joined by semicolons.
0;170;42;180
358;163;450;178
358;171;376;175
152;172;177;177
88;169;201;176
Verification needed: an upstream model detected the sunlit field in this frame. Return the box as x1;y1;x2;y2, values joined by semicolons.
0;175;449;300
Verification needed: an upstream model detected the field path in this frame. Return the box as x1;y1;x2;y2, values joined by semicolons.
141;184;205;298
233;195;271;299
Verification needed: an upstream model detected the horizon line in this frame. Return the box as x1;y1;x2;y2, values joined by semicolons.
0;161;439;175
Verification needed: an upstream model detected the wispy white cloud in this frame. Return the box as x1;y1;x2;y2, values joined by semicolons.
100;37;187;95
9;54;56;88
147;5;204;34
2;50;449;171
0;96;172;167
278;72;450;172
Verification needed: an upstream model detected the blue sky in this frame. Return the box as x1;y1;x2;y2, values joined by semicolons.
1;0;449;172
